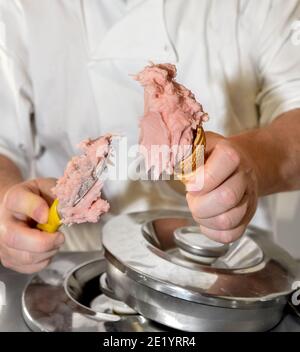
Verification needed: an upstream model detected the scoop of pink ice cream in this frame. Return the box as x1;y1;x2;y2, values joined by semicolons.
135;63;208;178
52;135;111;225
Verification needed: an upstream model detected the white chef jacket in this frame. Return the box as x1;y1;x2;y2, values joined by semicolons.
0;0;300;250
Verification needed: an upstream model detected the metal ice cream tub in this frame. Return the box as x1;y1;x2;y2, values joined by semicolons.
102;210;300;332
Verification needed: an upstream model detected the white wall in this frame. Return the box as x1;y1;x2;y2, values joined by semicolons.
275;192;300;259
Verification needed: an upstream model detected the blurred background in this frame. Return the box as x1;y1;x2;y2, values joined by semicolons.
276;192;300;259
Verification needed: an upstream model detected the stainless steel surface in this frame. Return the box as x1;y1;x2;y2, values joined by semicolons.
174;226;229;260
98;272;139;314
64;259;137;320
62;259;121;323
65;260;153;326
102;211;300;331
99;273;119;300
22;256;164;332
0;252;99;332
106;261;283;332
0;251;300;331
289;301;300;319
103;211;299;307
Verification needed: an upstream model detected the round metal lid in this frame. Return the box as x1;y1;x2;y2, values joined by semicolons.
102;211;300;309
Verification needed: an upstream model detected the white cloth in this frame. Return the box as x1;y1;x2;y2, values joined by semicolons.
0;0;300;250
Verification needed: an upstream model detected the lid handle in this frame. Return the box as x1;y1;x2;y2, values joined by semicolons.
174;226;229;264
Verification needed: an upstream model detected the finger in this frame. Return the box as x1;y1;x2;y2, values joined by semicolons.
196;195;249;231
4;184;49;224
187;171;248;219
34;178;58;205
0;258;51;274
0;221;64;253
0;244;58;266
199;224;247;244
185;141;240;193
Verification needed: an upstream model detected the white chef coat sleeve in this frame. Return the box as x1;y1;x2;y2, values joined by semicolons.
0;1;34;178
254;0;300;126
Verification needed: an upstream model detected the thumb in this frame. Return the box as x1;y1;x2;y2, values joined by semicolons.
205;131;226;155
33;178;58;206
4;178;57;224
184;132;225;193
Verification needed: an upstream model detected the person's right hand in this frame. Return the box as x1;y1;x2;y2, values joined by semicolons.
0;178;64;273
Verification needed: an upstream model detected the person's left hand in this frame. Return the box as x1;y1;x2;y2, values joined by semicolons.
186;132;259;244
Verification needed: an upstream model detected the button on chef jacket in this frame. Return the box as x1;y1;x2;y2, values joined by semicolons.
0;0;300;250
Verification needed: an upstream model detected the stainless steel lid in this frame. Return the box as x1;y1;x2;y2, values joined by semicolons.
102;211;300;309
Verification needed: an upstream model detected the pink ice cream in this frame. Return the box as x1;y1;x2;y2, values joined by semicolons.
52;135;111;225
135;63;208;177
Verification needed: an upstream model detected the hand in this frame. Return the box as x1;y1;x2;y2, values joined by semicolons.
0;178;64;273
186;132;258;244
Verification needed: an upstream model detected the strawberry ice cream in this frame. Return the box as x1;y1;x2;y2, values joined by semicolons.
135;63;208;177
52;135;111;225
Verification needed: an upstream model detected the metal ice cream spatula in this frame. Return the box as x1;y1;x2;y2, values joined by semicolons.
37;152;112;233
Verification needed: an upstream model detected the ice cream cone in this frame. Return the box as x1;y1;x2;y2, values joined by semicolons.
174;126;206;183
